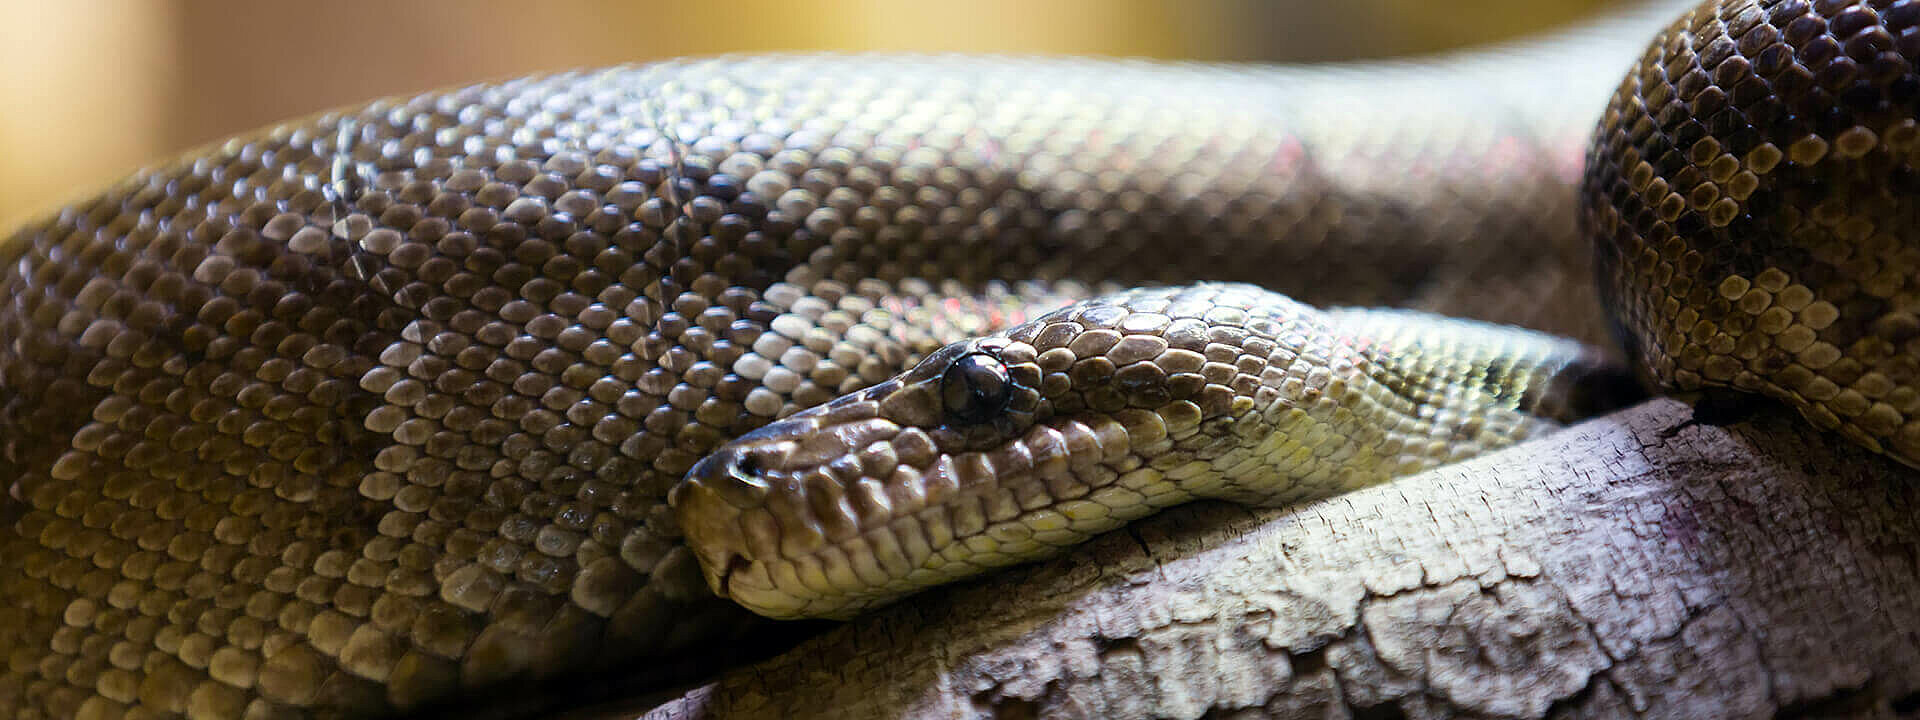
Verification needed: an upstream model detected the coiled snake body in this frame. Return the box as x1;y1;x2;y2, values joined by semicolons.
3;0;1917;717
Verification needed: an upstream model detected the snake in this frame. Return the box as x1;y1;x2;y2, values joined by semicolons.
2;0;1916;717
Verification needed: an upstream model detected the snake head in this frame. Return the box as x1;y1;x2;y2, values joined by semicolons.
669;336;1064;619
671;284;1309;620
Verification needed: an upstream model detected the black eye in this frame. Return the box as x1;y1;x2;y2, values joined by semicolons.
941;353;1012;424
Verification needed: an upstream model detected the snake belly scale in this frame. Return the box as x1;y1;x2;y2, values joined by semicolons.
2;0;1917;717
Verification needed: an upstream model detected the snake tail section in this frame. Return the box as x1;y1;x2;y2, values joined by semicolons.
672;284;1622;619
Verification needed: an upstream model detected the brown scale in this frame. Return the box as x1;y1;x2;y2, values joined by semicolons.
1586;0;1920;463
0;11;1705;719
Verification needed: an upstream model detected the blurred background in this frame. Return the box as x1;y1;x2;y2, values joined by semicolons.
0;0;1615;231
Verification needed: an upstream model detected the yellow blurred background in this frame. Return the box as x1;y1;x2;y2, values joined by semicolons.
0;0;1613;231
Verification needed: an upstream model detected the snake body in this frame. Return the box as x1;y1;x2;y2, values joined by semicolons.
2;0;1915;717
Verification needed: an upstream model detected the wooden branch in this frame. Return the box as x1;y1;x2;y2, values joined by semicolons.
636;399;1920;719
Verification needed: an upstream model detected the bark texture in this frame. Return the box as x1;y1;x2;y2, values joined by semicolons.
637;399;1920;719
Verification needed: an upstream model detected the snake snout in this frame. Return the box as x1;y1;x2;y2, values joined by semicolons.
677;415;824;509
672;451;782;606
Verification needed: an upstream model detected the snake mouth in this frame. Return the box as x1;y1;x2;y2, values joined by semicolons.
717;552;753;600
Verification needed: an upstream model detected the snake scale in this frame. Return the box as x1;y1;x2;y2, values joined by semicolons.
3;0;1917;717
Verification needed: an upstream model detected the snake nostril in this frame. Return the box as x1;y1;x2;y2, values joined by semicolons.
730;453;760;478
698;449;770;506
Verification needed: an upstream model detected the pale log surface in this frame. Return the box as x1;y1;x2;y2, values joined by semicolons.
637;398;1920;719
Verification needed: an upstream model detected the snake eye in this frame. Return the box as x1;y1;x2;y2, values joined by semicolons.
941;352;1012;424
